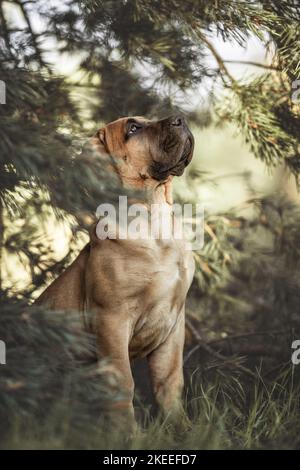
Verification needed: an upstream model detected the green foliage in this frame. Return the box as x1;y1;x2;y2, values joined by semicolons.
1;0;300;450
2;363;300;449
189;192;300;338
0;296;126;443
217;75;300;178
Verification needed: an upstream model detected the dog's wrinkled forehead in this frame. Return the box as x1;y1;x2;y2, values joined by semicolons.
104;115;170;156
104;116;150;148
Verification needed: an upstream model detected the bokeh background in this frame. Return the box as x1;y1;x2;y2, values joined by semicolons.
1;0;300;449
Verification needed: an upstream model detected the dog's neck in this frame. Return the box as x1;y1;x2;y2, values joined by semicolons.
104;151;174;206
121;177;174;206
147;178;174;206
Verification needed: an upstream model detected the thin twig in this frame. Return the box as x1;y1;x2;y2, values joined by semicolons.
0;2;16;62
185;318;257;379
184;343;201;364
210;329;289;344
223;60;280;72
18;0;51;72
197;33;238;87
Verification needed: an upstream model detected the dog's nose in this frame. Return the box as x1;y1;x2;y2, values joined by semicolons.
170;116;183;127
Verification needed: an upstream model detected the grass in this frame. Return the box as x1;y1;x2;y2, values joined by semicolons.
1;365;300;450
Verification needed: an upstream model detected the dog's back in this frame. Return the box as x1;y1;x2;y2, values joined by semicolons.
36;243;90;312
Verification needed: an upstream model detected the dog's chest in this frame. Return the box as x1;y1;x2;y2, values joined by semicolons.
90;236;194;358
126;239;195;358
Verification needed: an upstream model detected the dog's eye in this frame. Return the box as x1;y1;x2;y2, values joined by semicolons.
128;123;140;135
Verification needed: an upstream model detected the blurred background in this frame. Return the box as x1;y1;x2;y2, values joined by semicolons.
1;0;300;450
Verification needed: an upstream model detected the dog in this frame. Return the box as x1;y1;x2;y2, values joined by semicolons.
37;115;195;422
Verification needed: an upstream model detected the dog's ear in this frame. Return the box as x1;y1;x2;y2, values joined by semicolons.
81;127;116;170
81;127;122;185
83;128;108;157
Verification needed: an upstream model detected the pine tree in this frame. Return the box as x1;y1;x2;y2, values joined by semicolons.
1;0;300;448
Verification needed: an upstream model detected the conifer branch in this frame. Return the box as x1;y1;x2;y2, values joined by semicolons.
198;33;239;87
223;59;280;71
18;0;51;72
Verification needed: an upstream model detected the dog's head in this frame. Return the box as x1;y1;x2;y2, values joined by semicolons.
89;115;194;189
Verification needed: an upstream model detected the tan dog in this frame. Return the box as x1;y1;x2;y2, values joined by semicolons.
37;115;195;422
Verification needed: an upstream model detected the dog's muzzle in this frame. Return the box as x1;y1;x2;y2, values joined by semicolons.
150;115;194;181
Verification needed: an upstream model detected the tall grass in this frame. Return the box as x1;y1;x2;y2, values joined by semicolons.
1;365;300;450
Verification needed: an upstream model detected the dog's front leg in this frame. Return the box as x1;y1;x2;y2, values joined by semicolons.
93;309;135;421
147;311;186;424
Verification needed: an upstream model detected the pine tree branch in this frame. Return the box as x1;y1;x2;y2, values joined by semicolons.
0;2;16;62
185;318;257;379
17;0;51;72
185;323;290;365
198;33;238;87
223;59;281;71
